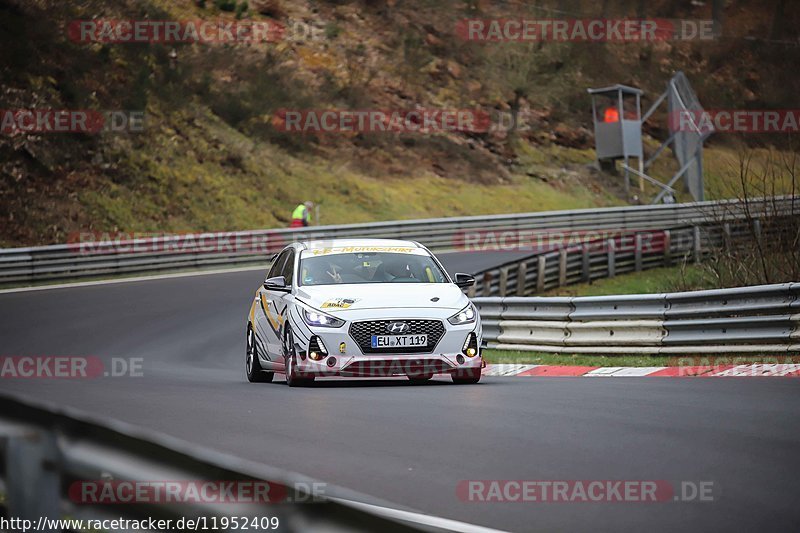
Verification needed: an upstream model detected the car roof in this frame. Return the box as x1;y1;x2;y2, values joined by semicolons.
298;238;422;250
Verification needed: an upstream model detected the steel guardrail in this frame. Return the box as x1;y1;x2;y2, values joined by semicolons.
0;394;423;532
466;205;797;297
0;196;795;286
473;283;800;354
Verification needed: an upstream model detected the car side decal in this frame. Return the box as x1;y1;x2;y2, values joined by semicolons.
249;292;258;326
259;293;285;338
289;319;308;345
289;307;314;344
288;307;310;344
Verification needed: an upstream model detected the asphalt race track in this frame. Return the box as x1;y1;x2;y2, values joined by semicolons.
1;253;799;532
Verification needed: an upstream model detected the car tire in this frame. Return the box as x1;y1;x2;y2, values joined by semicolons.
246;324;274;383
451;367;481;384
407;373;434;383
284;328;314;387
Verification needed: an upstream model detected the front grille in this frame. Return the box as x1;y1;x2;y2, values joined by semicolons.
349;319;445;354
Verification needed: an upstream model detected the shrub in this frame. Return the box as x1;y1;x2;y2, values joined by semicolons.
235;1;248;19
214;0;236;12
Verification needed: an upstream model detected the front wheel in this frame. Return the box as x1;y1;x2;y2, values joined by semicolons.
246;325;274;383
284;328;314;387
451;367;481;385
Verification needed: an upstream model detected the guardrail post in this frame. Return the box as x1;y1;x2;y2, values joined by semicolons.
753;218;762;246
5;428;61;528
634;234;643;272
499;267;508;297
663;230;672;266
581;246;591;282
558;248;567;287
723;223;732;252
516;262;527;296
467;284;476;298
607;238;616;278
693;226;702;264
537;256;546;293
482;272;493;297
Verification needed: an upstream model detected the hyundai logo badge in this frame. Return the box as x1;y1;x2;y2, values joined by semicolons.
386;322;409;334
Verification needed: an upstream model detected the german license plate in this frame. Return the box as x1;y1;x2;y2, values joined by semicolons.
371;334;428;348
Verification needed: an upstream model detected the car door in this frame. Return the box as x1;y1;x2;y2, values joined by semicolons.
276;250;297;359
262;248;295;359
255;249;288;361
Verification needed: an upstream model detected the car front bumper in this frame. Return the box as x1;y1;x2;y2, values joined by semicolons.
294;321;482;377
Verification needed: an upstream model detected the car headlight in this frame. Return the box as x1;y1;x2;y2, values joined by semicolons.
302;308;345;328
448;303;477;325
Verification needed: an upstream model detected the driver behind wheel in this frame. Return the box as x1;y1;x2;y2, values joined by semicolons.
383;256;416;282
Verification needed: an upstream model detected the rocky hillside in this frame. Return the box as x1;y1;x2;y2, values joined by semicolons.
0;0;798;246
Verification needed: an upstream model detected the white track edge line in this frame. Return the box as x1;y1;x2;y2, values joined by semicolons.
329;497;509;533
0;265;267;294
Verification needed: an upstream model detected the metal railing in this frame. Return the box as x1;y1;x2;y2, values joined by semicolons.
0;196;794;286
466;214;797;297
473;283;800;354
0;394;421;532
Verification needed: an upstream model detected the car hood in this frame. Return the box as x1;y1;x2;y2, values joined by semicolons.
295;283;469;315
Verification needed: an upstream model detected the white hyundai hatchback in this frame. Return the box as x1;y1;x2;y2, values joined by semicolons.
246;239;482;386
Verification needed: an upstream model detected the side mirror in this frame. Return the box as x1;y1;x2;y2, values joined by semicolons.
263;276;290;292
454;273;475;289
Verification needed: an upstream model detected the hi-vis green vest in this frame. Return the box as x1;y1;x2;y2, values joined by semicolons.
292;204;310;222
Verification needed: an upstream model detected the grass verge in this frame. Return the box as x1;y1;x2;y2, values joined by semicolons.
541;265;716;297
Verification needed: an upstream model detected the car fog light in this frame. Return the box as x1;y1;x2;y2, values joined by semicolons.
463;333;478;357
456;354;465;364
308;336;327;361
327;357;337;367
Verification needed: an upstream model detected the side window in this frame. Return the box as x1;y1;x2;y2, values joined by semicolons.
268;250;288;279
280;250;295;286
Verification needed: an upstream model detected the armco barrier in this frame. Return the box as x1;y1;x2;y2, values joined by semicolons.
466;204;798;297
0;394;421;532
0;196;795;286
469;226;680;297
473;283;800;354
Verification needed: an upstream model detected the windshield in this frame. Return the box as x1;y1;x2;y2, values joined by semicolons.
299;251;448;286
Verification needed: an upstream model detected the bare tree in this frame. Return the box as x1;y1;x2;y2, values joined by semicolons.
691;145;799;288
